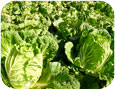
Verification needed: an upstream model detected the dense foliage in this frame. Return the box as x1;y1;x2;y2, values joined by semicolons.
1;1;114;89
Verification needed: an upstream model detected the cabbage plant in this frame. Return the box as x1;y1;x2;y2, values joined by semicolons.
1;31;59;89
1;1;114;89
5;44;43;89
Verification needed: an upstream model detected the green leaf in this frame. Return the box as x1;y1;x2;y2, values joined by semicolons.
65;41;75;63
45;67;80;89
78;29;112;74
34;62;80;89
36;32;59;62
5;44;43;89
98;54;114;87
1;31;23;58
33;62;61;88
38;62;61;83
1;57;12;87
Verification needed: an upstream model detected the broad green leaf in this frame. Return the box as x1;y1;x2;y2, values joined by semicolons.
79;30;112;74
1;31;23;58
5;44;43;89
98;53;114;87
34;62;80;89
36;32;59;62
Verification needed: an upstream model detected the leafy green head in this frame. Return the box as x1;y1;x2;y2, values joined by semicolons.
5;43;43;89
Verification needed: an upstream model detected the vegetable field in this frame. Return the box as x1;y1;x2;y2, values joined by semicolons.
1;1;114;89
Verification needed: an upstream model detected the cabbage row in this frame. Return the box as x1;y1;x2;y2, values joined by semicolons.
1;1;114;89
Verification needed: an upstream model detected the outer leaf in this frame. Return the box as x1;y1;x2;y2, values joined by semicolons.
1;57;11;87
36;32;59;62
38;62;61;83
1;31;23;58
1;31;38;58
34;62;80;89
44;67;80;89
79;30;112;74
98;53;114;87
65;41;75;63
33;62;61;88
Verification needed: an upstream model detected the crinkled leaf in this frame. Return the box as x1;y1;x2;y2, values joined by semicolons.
78;30;112;74
34;62;80;89
5;44;43;89
36;32;59;62
1;31;23;58
98;54;114;86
